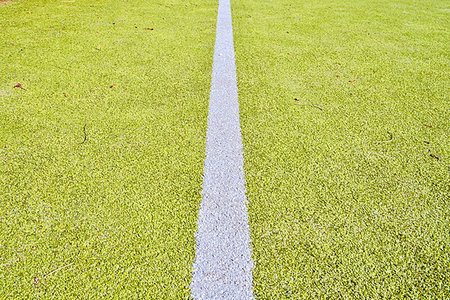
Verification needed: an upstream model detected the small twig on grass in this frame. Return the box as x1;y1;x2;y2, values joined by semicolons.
294;98;324;111
33;262;75;286
294;97;324;111
81;124;87;144
297;103;324;111
430;153;440;160
43;262;74;278
428;149;440;160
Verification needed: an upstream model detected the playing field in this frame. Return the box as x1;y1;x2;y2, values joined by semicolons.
233;0;449;298
0;0;216;298
1;0;449;299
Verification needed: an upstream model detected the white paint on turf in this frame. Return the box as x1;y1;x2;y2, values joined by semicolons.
190;0;254;299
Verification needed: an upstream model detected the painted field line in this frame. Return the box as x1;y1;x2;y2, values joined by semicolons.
190;0;254;299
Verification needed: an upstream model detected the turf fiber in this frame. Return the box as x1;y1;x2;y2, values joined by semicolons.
0;0;216;298
233;0;449;298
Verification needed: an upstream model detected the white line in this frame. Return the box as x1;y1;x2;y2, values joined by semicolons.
190;0;254;299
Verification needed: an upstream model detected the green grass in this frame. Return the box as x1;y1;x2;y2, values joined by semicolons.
2;0;449;298
0;0;216;298
233;0;449;298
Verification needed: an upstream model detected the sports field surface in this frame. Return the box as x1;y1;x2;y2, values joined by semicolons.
233;0;449;298
1;0;449;299
1;0;216;298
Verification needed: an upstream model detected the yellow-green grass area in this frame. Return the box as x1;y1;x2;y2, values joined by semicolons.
233;0;449;298
0;0;215;298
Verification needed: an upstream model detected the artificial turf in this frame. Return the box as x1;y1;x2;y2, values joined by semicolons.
0;0;216;298
233;0;449;298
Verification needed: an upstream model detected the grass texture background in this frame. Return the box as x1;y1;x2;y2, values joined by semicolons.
1;0;449;298
0;0;216;298
233;0;449;298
